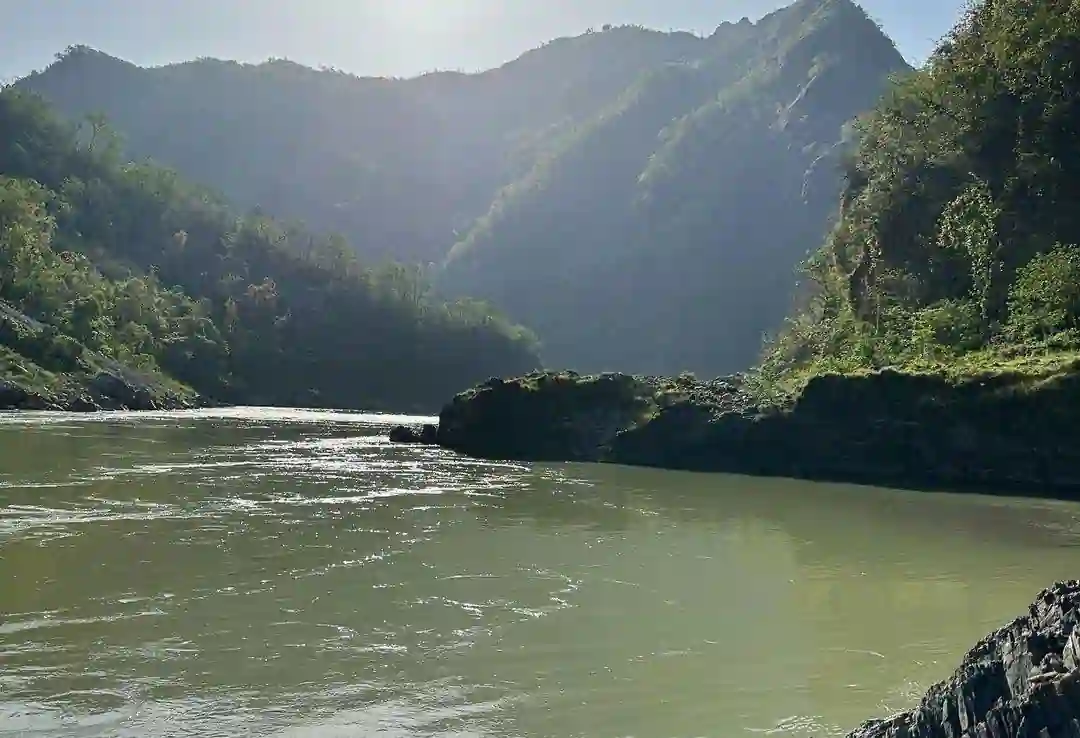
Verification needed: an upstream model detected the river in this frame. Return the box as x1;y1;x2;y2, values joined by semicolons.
2;408;1080;737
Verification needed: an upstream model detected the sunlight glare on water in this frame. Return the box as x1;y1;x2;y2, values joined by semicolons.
2;408;1080;737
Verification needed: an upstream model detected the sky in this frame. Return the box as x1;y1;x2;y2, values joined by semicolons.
1;0;968;82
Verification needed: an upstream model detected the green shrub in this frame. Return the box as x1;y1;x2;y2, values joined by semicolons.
910;299;984;355
1007;245;1080;340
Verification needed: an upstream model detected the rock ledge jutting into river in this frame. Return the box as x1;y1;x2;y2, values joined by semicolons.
847;580;1080;738
411;365;1080;496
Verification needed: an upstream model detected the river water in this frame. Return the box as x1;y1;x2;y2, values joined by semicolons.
2;408;1080;737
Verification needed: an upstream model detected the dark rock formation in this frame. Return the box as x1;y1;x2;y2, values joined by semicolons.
849;580;1080;738
0;380;32;410
437;371;665;460
89;372;157;410
389;424;438;445
433;364;1080;496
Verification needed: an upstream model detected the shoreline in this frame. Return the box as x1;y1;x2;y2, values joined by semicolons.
393;367;1080;501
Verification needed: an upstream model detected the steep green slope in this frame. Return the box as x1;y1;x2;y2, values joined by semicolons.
0;88;538;411
756;0;1080;398
440;0;909;376
17;29;703;264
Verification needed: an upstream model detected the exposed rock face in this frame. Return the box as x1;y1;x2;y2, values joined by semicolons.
0;380;32;409
89;372;157;410
849;581;1080;738
431;365;1080;495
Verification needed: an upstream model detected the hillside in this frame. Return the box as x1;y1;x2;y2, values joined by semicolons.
441;0;909;375
18;0;908;377
756;0;1080;398
17;29;704;264
0;88;538;411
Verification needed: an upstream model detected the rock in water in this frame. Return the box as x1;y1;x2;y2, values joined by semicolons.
388;424;438;444
849;580;1080;738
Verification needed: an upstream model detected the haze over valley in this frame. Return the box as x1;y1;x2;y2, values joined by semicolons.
14;0;912;378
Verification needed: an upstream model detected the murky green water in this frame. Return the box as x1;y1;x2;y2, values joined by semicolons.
2;408;1080;737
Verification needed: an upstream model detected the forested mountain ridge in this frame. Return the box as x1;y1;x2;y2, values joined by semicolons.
755;0;1080;398
441;0;910;375
0;88;538;411
17;27;706;264
18;0;909;377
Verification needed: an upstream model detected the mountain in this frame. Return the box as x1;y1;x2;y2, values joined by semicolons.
16;30;704;264
17;0;909;377
757;0;1080;395
0;88;538;411
441;0;909;375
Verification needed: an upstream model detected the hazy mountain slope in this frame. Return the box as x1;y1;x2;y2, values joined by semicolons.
17;29;705;263
0;88;538;411
441;0;910;375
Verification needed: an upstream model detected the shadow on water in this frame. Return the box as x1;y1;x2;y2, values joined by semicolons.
480;459;1080;561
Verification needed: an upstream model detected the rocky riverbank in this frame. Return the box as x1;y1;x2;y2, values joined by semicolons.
400;363;1080;496
0;300;210;412
0;368;207;412
848;580;1080;738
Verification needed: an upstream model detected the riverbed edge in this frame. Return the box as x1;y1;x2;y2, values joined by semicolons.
0;370;212;412
417;366;1080;498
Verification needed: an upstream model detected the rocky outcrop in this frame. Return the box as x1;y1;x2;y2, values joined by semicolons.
427;363;1080;496
849;581;1080;738
436;372;675;461
389;424;438;444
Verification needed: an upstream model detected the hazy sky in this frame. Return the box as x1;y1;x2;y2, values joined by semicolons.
2;0;967;82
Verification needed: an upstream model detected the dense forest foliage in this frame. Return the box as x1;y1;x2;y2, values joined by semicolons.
18;0;908;378
0;88;538;410
755;0;1080;397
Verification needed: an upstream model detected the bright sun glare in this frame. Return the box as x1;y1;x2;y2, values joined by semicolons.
368;0;501;33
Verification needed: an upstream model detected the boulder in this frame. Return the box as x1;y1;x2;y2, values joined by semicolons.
0;380;29;409
89;372;156;410
388;424;438;444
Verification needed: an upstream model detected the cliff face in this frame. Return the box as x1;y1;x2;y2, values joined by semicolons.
849;581;1080;738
